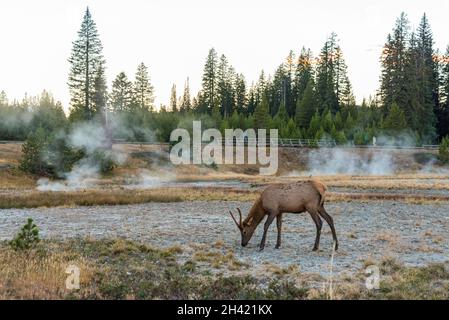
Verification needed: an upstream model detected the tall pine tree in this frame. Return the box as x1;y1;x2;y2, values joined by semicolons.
68;7;106;121
133;62;154;111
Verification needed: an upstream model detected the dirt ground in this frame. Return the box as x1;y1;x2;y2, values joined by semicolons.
1;200;448;278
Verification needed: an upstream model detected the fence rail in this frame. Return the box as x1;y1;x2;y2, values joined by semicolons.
0;139;440;150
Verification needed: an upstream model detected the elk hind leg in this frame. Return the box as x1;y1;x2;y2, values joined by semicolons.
318;206;339;251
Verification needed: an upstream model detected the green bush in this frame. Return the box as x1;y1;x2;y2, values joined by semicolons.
19;128;53;176
9;218;40;251
91;149;116;174
19;129;85;178
439;136;449;164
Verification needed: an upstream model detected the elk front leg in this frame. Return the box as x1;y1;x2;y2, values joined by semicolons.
259;213;276;251
275;214;283;249
308;210;323;251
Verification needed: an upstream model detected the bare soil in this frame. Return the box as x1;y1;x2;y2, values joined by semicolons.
1;200;448;278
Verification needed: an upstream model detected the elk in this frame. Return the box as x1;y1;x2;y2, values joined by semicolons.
229;180;338;251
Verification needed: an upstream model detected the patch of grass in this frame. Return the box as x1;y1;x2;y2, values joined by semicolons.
0;239;308;300
193;249;248;270
0;187;257;209
1;239;448;300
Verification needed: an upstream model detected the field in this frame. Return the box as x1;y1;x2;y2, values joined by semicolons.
1;142;449;299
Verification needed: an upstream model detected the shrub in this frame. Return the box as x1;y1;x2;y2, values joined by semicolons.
9;218;40;251
439;136;449;164
19;128;53;176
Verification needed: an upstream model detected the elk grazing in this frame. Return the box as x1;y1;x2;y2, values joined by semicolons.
229;180;338;251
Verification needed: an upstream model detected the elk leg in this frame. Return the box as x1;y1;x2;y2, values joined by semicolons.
318;207;339;251
275;214;283;249
308;210;322;251
259;213;276;251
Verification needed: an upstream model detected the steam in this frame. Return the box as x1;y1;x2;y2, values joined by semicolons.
305;148;395;175
125;169;176;189
37;162;100;191
37;120;127;192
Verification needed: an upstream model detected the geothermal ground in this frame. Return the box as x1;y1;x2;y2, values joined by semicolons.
1;143;449;298
2;199;449;279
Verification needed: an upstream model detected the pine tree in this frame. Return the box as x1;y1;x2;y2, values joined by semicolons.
379;13;410;116
180;77;192;113
295;79;318;129
133;62;154;111
254;93;271;130
110;72;133;112
170;84;177;112
201;48;218;113
383;102;408;131
293;47;313;106
439;46;449;138
0;91;7;106
234;73;247;114
68;7;106;121
268;64;288;117
217;54;235;117
316;33;340;114
417;13;440;115
307;111;322;138
93;65;107;115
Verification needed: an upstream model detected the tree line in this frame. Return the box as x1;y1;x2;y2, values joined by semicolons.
1;9;449;146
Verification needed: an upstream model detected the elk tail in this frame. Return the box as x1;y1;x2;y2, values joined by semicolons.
312;180;327;207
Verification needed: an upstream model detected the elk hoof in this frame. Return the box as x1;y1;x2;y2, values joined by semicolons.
275;244;281;249
258;246;265;252
312;247;319;252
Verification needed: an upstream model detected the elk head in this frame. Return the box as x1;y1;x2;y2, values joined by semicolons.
229;208;256;247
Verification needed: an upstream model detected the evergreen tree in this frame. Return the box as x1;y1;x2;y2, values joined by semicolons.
417;13;440;119
379;13;410;116
295;79;318;129
133;62;154;111
293;47;313;106
170;84;177;112
201;48;218;113
0;90;7;106
217;54;235;117
316;33;340;114
383;102;408;131
180;77;192;113
234;73;247;114
110;72;133;112
439;46;449;138
254;93;271;130
268;63;290;117
93;64;108;118
68;7;105;121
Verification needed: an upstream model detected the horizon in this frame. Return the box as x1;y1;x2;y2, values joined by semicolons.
1;0;449;111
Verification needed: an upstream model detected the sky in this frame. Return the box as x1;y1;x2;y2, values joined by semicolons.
0;0;448;112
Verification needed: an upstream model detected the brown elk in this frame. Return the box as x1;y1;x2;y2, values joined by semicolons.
229;180;338;251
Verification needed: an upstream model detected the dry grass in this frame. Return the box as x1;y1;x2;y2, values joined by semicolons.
0;169;36;190
0;187;259;209
2;184;449;209
1;239;448;300
192;249;248;270
0;242;95;299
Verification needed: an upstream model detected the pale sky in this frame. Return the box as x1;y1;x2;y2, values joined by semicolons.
0;0;448;111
